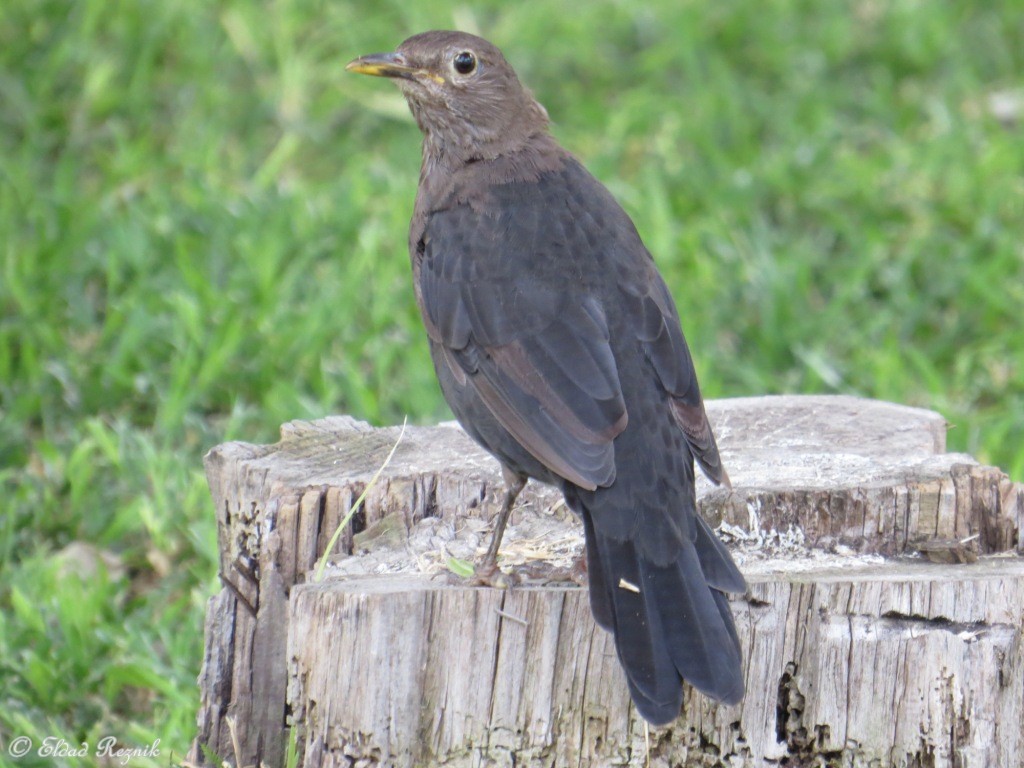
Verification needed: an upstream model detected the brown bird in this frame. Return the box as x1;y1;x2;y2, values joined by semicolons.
347;31;745;724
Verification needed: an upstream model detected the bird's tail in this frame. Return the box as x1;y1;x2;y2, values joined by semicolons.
574;497;746;725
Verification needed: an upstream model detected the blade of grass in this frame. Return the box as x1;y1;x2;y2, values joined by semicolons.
313;417;407;581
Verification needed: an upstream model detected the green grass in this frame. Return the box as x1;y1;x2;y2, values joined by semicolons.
1;0;1021;763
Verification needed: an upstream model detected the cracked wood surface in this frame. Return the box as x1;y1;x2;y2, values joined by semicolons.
291;560;1024;767
189;395;1024;767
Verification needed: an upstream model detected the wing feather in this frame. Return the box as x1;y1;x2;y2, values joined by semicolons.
628;275;728;485
420;181;628;489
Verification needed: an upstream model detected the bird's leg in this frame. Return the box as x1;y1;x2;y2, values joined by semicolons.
473;467;527;585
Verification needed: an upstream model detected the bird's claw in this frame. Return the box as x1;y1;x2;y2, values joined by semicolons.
449;553;588;588
474;568;517;588
447;559;519;588
509;556;588;586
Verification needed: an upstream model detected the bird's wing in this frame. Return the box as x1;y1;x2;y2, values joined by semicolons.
626;269;728;486
418;188;627;491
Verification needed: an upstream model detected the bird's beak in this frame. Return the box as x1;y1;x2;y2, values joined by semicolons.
346;52;444;84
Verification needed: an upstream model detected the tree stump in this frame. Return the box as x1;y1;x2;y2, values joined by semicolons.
189;396;1023;767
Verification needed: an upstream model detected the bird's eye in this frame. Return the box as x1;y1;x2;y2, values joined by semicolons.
453;51;477;75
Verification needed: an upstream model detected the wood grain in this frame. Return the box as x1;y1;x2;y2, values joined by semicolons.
188;396;1023;767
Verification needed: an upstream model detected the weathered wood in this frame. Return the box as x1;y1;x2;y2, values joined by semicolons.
189;396;1024;767
289;560;1024;767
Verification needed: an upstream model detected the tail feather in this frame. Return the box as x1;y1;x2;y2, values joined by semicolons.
711;589;744;697
582;509;614;630
591;528;684;722
695;515;746;594
642;551;744;704
582;507;745;724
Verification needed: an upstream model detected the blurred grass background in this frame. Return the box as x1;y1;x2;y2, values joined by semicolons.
1;0;1021;762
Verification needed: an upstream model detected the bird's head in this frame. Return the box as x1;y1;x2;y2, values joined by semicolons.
347;31;550;165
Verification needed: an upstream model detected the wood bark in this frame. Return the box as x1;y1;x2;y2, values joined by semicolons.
189;396;1023;767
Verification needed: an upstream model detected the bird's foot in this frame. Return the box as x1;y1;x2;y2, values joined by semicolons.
447;558;519;588
511;555;588;586
473;563;517;588
450;468;527;589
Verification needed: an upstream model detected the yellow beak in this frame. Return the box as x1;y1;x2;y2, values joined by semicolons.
346;52;445;84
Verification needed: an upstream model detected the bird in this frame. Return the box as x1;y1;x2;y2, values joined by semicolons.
347;30;745;725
